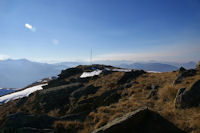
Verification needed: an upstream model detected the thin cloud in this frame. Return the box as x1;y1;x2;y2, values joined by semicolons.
25;23;32;29
94;52;177;61
25;23;36;32
0;54;9;60
94;44;200;62
52;39;59;45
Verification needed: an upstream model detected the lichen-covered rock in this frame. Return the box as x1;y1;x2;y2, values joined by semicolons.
92;107;185;133
175;80;200;108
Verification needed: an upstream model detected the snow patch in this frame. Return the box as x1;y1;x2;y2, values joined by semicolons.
80;70;102;78
0;84;47;104
112;68;132;72
147;71;162;73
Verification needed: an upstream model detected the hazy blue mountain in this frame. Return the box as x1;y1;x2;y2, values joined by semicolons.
119;63;179;72
166;61;196;69
53;61;84;70
0;88;17;96
0;59;66;88
93;60;133;66
95;60;197;71
145;61;197;69
0;59;197;88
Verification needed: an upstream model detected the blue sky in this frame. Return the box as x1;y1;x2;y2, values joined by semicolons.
0;0;200;63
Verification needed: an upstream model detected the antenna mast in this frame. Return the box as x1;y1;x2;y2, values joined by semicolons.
90;48;92;65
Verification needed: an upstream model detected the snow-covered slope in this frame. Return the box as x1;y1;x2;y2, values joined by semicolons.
80;70;102;78
0;84;47;104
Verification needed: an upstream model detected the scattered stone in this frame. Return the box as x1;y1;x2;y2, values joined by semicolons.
146;84;159;99
146;84;159;90
152;84;159;89
146;86;152;90
125;83;133;88
147;89;158;100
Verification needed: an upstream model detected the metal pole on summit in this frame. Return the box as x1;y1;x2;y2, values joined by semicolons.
90;48;92;65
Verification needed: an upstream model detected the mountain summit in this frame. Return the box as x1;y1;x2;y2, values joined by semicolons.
0;64;199;132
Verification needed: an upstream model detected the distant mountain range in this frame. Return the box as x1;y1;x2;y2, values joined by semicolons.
161;61;197;69
93;60;197;70
118;61;197;72
118;63;179;72
0;59;65;88
0;59;197;88
0;88;17;97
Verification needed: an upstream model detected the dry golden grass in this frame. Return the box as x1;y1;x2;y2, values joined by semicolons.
21;70;200;133
78;127;91;133
79;71;200;133
94;118;108;129
53;121;83;133
158;84;178;102
88;110;110;129
48;108;60;117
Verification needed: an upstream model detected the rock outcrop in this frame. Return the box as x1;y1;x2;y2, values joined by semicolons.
92;107;185;133
117;70;146;84
174;88;186;108
175;80;200;108
197;61;200;72
174;67;196;84
146;84;159;99
0;112;56;133
0;64;199;132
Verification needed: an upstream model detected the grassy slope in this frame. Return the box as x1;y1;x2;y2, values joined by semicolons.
0;65;199;133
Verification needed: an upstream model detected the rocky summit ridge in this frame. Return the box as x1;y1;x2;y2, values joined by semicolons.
0;64;199;133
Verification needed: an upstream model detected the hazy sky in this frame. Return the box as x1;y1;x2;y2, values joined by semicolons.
0;0;200;63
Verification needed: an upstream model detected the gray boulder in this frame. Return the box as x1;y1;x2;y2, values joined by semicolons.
175;88;186;108
175;80;200;108
92;107;185;133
